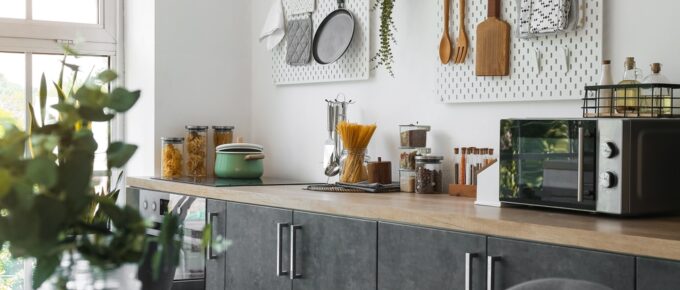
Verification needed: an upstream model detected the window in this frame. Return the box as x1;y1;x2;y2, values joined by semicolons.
0;1;120;288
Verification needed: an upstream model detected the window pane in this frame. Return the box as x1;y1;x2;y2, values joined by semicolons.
0;245;25;289
32;54;110;175
0;52;26;130
33;0;98;24
0;0;25;19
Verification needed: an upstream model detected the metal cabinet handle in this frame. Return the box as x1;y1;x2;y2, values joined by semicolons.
577;126;584;203
487;256;499;290
465;253;477;290
208;212;219;260
289;225;303;280
276;223;290;276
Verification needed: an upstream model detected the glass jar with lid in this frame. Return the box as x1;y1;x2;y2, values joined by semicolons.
399;124;431;148
185;126;208;178
212;126;235;147
161;137;184;178
399;170;416;193
399;147;431;170
415;155;444;194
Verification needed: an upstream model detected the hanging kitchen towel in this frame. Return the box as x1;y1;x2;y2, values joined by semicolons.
529;0;571;34
285;15;312;65
288;0;315;15
259;0;286;50
518;0;533;36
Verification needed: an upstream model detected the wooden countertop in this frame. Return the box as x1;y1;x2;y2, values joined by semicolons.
127;177;680;261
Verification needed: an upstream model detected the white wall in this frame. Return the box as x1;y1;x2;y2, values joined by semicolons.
249;0;680;184
125;0;252;176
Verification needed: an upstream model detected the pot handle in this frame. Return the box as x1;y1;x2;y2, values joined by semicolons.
245;154;266;161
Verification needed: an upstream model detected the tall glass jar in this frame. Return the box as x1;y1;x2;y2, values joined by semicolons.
339;149;370;183
399;124;431;148
161;137;184;178
185;126;208;178
415;155;444;194
212;126;235;147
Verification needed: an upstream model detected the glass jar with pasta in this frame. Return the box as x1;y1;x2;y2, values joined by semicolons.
161;137;184;179
185;126;208;178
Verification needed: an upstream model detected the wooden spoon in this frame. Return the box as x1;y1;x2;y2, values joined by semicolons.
439;0;452;64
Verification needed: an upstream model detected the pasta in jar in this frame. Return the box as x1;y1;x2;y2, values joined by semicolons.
185;126;208;177
161;138;184;178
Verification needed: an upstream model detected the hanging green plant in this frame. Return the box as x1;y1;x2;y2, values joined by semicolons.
371;0;396;77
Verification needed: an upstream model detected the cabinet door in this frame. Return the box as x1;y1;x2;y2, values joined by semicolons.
637;257;680;290
206;200;226;290
378;222;486;290
292;211;377;290
487;237;634;290
225;202;293;290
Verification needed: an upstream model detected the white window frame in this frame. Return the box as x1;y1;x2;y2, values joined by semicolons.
0;1;123;288
0;0;117;44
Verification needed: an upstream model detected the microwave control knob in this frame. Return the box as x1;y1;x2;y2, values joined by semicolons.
601;142;618;158
599;172;617;188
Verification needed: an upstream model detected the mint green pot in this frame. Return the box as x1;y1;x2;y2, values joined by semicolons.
214;152;265;179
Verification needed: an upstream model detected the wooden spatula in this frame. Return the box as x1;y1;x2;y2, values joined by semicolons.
475;0;510;76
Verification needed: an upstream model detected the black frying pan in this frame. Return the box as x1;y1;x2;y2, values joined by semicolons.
312;0;355;65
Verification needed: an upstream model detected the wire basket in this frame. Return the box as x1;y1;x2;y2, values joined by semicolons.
583;83;680;118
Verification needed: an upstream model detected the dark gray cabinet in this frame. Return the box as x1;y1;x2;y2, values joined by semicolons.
637;257;680;290
224;202;292;290
486;237;635;290
292;211;377;290
377;222;487;290
206;200;227;290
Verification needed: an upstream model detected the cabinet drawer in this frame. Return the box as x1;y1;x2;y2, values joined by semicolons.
637;257;680;290
487;237;634;290
378;222;486;290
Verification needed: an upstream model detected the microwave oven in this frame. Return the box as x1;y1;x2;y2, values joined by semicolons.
499;119;680;215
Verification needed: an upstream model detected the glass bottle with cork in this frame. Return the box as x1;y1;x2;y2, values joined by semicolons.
616;57;643;114
642;63;672;116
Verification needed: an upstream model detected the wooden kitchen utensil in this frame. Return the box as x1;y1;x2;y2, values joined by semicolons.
475;0;510;76
453;0;468;64
367;157;392;184
439;0;452;64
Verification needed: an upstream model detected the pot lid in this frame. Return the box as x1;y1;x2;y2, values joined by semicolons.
216;143;264;153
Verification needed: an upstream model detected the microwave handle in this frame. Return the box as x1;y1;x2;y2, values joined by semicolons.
577;126;584;203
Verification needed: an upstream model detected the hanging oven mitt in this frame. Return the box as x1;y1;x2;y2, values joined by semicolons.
529;0;572;34
285;15;313;66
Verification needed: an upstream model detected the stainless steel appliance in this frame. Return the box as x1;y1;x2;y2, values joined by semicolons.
499;119;680;215
138;190;206;290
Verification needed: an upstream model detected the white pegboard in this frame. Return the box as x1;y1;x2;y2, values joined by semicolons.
436;0;603;103
273;0;370;85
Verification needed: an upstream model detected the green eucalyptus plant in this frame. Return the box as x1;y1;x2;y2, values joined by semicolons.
371;0;396;77
0;49;182;289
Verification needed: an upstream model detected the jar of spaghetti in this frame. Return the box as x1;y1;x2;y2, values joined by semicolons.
185;126;208;178
161;137;184;178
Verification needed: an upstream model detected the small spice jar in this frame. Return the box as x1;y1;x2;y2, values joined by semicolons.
161;137;184;178
185;126;208;178
399;170;416;193
399;124;431;148
415;155;444;194
212;126;235;147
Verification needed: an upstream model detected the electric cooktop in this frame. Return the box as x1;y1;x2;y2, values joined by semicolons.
152;176;321;187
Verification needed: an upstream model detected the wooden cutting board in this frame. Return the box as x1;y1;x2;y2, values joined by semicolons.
475;0;510;76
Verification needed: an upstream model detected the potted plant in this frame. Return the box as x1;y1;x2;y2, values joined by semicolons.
0;49;188;289
372;0;396;77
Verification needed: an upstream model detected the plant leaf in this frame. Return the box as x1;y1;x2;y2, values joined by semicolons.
97;70;118;83
40;74;47;126
32;254;60;289
74;86;106;108
77;107;115;122
53;82;67;103
26;158;58;188
107;142;137;168
107;88;140;113
0;169;12;198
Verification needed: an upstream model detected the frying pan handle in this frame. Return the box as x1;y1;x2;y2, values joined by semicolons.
337;0;345;9
488;0;500;18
